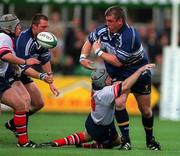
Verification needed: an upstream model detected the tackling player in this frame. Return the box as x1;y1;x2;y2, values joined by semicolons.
79;6;161;150
5;13;60;136
39;64;155;149
0;14;52;147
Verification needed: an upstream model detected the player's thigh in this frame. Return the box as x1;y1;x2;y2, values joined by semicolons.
12;81;31;106
1;87;28;111
24;82;44;107
131;70;151;94
134;93;152;117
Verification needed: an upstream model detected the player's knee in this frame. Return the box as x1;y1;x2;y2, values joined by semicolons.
23;95;31;106
38;99;44;109
141;108;152;118
38;102;44;110
14;102;28;112
33;100;44;111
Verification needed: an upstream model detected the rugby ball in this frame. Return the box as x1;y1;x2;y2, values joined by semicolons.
91;69;108;88
36;32;57;49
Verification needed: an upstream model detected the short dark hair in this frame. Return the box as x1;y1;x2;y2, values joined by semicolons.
105;6;126;23
31;13;48;25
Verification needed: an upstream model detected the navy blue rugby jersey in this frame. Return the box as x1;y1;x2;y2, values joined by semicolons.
15;28;51;65
88;24;149;79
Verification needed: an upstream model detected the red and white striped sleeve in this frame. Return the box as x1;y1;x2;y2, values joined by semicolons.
113;83;122;98
0;46;12;58
0;33;13;58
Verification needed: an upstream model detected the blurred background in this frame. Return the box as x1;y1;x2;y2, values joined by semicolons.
0;0;180;120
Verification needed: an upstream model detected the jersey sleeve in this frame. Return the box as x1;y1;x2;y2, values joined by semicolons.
116;27;144;65
87;25;107;44
38;48;51;65
0;34;13;59
113;83;122;98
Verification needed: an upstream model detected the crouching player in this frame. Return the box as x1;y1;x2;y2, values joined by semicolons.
0;14;54;147
39;63;155;149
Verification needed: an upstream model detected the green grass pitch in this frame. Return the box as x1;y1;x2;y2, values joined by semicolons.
0;112;180;156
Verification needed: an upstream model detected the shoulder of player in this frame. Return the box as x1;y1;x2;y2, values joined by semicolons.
0;32;12;41
19;28;31;38
0;33;14;49
100;85;114;93
0;33;14;56
95;25;108;36
17;28;37;48
16;29;32;45
123;25;139;36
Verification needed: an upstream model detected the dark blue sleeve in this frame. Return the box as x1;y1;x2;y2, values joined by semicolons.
19;64;31;72
38;48;51;65
87;25;107;44
15;34;27;59
116;27;142;65
88;31;97;44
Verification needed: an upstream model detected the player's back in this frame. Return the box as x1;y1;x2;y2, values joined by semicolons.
91;85;117;126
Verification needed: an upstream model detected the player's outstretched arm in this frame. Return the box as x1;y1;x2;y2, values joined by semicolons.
122;63;155;92
79;40;96;70
23;67;53;84
41;62;60;96
49;83;60;97
1;52;40;65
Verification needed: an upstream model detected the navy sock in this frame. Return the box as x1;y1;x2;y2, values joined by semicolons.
115;109;130;142
142;115;154;143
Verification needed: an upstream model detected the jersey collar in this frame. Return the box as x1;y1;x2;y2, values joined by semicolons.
107;23;128;39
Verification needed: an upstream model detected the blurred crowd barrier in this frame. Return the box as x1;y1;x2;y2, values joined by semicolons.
34;76;159;115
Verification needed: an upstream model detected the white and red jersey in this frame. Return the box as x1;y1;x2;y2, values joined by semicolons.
91;83;122;126
0;32;15;77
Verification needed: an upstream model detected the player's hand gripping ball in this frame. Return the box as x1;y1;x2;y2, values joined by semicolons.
36;32;57;49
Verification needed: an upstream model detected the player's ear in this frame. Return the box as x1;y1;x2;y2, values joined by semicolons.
32;23;38;31
117;18;123;25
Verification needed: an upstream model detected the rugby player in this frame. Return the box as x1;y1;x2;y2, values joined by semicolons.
5;14;60;136
79;6;161;150
0;14;53;147
39;64;155;149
